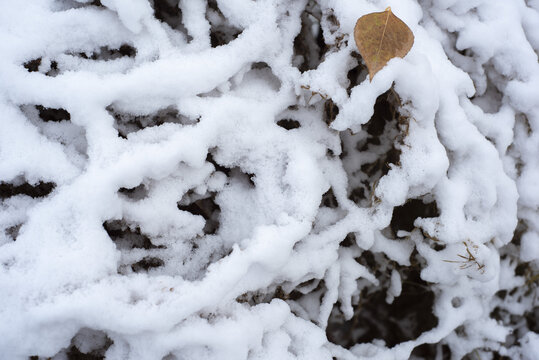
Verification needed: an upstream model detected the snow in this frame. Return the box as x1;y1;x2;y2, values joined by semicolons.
0;0;538;359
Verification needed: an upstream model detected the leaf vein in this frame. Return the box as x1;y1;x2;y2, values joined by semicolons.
375;8;391;59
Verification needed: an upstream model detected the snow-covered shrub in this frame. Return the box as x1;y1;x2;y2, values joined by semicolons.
0;0;538;359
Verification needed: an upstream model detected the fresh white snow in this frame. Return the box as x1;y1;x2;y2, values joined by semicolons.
0;0;538;359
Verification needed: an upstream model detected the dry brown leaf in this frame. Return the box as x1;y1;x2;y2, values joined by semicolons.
354;7;414;80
